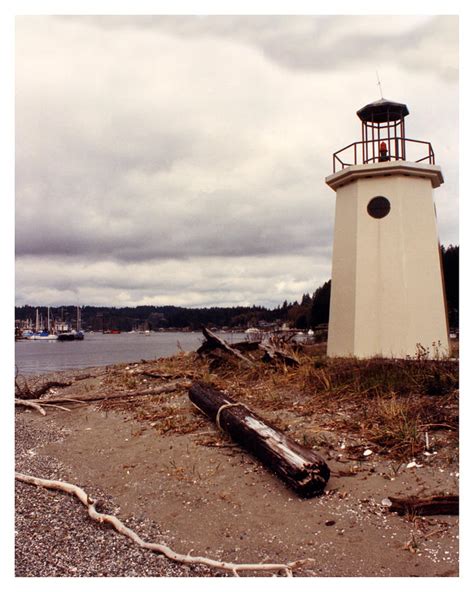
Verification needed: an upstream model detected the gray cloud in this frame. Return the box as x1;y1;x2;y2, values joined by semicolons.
62;15;458;81
15;16;458;307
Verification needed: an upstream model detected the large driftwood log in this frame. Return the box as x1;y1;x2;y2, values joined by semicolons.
387;495;459;516
189;382;330;497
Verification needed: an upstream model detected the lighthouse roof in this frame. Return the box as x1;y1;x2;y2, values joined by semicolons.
357;98;409;123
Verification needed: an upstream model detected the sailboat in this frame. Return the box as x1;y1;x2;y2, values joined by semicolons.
26;308;58;340
57;306;84;340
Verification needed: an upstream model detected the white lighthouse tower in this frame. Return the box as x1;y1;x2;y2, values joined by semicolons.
326;98;449;359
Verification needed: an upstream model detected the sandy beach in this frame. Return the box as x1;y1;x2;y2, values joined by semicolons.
15;351;459;577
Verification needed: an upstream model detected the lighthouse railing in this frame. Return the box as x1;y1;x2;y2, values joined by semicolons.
332;137;435;173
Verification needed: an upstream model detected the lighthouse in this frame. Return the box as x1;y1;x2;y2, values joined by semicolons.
326;98;449;359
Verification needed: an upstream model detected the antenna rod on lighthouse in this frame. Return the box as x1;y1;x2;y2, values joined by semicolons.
376;70;384;99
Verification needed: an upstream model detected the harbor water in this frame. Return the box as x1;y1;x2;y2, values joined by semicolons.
15;331;247;375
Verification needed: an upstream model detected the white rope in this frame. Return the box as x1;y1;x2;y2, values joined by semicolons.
215;402;250;431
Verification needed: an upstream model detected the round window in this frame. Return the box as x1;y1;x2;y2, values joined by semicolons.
367;196;391;219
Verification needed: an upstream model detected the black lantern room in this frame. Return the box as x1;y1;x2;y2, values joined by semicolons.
357;98;409;164
332;98;435;173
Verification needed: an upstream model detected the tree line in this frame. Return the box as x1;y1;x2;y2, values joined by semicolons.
15;245;458;332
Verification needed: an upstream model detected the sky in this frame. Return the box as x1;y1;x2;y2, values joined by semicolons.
15;15;459;309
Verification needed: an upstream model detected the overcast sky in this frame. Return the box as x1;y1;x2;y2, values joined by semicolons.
15;15;459;309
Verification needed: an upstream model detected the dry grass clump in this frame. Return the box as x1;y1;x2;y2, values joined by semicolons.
296;357;458;459
357;392;455;457
301;357;458;399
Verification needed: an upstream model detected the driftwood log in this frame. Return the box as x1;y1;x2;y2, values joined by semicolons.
387;495;459;516
189;382;330;497
198;327;256;367
198;327;300;368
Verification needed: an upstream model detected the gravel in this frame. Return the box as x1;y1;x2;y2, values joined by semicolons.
15;412;215;577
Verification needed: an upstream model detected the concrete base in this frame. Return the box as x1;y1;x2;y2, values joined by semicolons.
326;162;449;359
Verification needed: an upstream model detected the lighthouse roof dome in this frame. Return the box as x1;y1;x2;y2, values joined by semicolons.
357;98;409;123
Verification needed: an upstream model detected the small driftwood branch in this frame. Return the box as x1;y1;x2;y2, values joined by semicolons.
387;495;459;516
20;380;190;407
49;397;91;406
141;371;196;381
15;472;309;576
40;403;72;412
15;399;46;415
199;327;255;367
15;399;71;415
141;371;178;380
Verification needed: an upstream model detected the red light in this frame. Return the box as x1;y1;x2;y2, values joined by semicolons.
379;141;389;162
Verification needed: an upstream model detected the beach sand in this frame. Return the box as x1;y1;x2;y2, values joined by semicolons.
15;353;459;577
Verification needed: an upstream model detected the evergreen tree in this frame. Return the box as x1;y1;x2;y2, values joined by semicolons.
441;244;459;328
310;280;331;327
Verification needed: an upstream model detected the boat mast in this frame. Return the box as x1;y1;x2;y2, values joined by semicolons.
35;308;40;332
